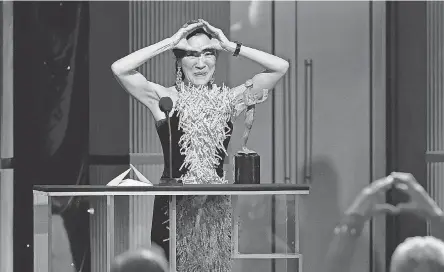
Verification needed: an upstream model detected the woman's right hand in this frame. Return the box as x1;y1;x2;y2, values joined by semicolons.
171;19;205;50
173;39;194;51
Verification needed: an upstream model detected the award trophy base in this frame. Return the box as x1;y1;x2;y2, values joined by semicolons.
159;177;183;186
234;151;260;184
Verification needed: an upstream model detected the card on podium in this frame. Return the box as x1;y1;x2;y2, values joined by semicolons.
106;164;153;186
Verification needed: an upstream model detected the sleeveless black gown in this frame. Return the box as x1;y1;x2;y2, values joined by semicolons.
151;110;233;270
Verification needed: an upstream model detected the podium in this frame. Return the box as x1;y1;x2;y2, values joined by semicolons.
33;184;309;272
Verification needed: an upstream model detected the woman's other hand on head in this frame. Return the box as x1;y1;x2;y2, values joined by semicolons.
171;19;205;45
201;20;230;49
173;38;194;51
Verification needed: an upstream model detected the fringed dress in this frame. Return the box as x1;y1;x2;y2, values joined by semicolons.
151;83;235;272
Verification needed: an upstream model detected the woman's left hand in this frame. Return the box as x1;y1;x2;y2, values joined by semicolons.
200;20;231;51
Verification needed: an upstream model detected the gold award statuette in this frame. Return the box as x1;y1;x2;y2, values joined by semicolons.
234;80;268;184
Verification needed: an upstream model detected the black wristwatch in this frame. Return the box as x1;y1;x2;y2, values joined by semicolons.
233;41;242;57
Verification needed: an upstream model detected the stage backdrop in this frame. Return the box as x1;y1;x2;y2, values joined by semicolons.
14;2;90;272
0;2;14;272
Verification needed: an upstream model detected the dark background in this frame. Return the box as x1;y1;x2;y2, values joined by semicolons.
14;2;90;272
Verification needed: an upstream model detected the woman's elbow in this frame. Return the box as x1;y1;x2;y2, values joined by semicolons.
111;62;125;76
279;60;290;75
111;62;120;75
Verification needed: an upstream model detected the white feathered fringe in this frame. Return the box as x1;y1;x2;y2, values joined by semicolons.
174;83;234;272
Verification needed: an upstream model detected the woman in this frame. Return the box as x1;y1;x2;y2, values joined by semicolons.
111;19;289;272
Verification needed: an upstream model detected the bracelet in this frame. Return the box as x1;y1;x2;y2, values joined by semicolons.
233;41;242;57
334;224;360;237
333;213;366;237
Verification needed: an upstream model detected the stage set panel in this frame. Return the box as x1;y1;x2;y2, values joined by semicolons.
426;1;444;241
271;2;386;272
33;184;309;272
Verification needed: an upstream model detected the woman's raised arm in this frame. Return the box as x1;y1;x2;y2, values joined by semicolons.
111;38;174;109
111;21;204;109
200;20;289;103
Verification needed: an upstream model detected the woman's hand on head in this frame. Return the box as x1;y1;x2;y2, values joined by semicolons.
171;19;205;46
201;20;230;50
173;38;194;51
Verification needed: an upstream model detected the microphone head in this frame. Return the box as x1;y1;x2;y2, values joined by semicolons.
159;97;173;113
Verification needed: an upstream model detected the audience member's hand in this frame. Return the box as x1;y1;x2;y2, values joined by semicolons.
345;175;400;220
391;172;443;220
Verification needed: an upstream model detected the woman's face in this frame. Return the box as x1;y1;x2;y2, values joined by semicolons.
179;34;217;86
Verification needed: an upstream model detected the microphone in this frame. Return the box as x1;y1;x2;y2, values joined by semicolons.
159;97;173;113
159;97;181;185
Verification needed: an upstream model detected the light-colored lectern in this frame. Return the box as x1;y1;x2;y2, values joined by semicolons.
33;184;309;272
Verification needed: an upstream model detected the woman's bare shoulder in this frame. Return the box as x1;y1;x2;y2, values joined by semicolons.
167;85;178;93
157;85;178;95
153;85;178;100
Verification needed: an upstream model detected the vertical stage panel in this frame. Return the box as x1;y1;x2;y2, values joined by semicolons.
371;3;387;271
89;2;130;157
274;3;297;272
0;2;13;272
89;2;130;271
426;2;444;240
229;2;274;272
128;0;231;249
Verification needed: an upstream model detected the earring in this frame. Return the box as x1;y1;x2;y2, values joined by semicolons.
209;75;215;86
176;67;183;87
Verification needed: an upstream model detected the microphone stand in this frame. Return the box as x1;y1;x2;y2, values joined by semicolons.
167;110;173;180
160;110;182;186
